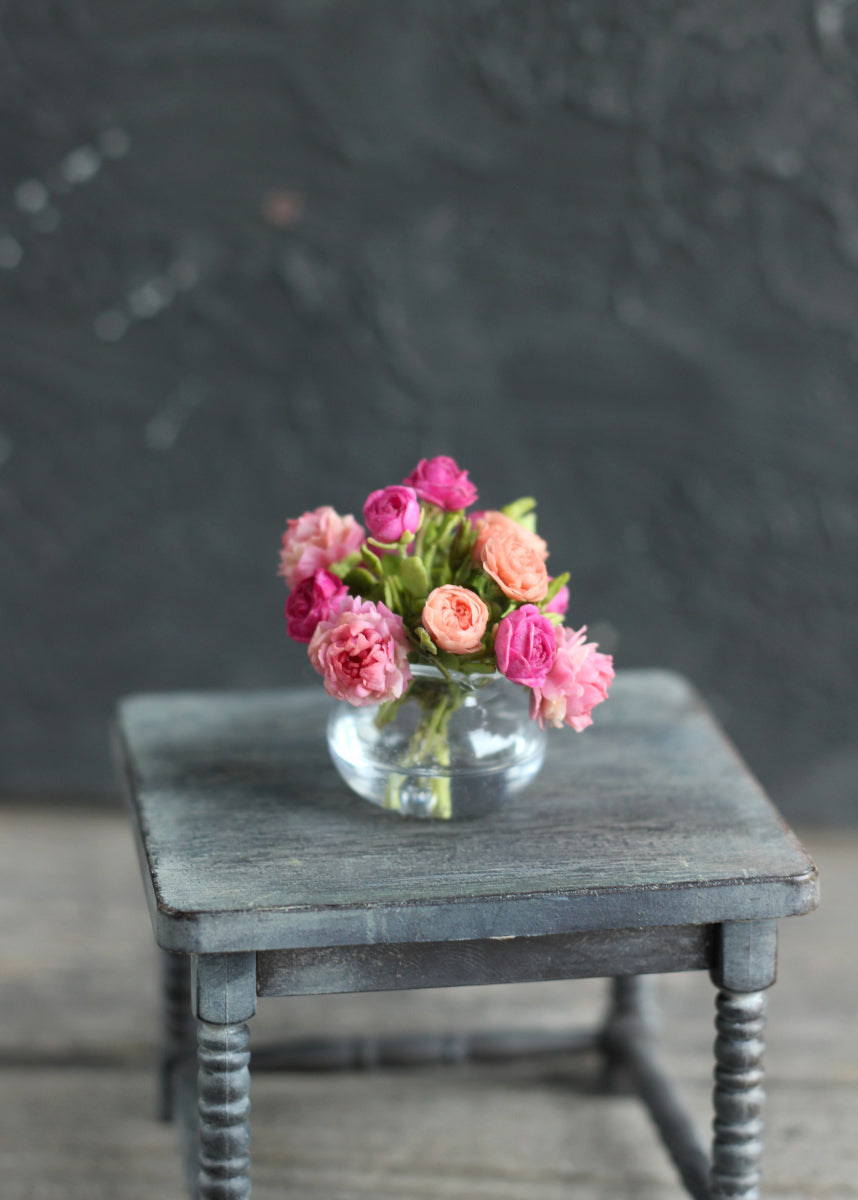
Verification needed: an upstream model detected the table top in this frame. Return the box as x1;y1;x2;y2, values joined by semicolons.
114;670;818;953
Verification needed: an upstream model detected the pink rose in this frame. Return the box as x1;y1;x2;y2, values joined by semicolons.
529;626;614;732
472;511;548;562
403;456;477;511
545;580;569;617
478;526;549;603
363;485;421;543
278;506;364;587
284;569;348;644
494;604;557;688
308;596;411;706
422;585;489;654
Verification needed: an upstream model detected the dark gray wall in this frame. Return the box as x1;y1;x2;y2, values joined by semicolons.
1;1;856;821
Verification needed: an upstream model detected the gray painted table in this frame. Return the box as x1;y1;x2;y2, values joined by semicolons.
114;670;818;1200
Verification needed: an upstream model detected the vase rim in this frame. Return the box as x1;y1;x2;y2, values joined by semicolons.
407;661;502;687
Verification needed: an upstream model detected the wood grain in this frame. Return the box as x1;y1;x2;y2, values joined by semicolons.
115;671;817;953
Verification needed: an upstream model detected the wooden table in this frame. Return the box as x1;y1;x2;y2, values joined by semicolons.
114;670;818;1200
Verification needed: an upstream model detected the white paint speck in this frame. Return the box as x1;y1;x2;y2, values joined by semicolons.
98;127;131;159
145;413;180;451
15;179;49;214
94;309;129;342
817;0;844;38
145;381;207;451
61;146;101;185
0;236;23;269
127;279;172;319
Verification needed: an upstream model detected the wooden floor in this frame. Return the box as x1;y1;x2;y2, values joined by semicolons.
1;806;855;1200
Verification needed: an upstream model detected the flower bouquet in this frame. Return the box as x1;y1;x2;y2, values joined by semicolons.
279;456;614;819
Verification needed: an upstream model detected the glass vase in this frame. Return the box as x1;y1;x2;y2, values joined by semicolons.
326;664;547;820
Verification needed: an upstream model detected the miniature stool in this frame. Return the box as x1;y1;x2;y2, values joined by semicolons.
114;670;818;1200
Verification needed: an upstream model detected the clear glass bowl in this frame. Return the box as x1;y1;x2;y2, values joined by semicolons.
326;664;547;819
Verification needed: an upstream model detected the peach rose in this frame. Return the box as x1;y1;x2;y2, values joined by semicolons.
472;511;548;563
478;527;549;603
422;585;489;654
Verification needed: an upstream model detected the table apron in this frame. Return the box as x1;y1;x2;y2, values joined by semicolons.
256;923;717;997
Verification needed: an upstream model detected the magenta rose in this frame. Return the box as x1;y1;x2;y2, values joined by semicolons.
545;580;569;617
363;485;421;543
403;455;477;511
529;625;614;732
494;604;557;688
308;596;411;706
278;506;364;587
284;569;348;644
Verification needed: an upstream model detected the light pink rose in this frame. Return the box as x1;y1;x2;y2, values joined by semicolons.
284;569;348;644
422;585;489;654
478;526;549;603
363;485;420;543
472;511;548;562
529;625;614;732
545;580;569;617
278;506;364;587
494;604;556;688
308;596;411;706
403;456;478;511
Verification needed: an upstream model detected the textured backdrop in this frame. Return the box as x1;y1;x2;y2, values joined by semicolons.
1;1;856;821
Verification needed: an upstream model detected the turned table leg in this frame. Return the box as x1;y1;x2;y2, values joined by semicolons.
197;1020;252;1200
712;989;767;1200
710;920;778;1200
191;953;257;1200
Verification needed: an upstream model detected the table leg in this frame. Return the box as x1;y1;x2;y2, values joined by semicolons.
191;953;257;1200
711;989;767;1200
197;1020;252;1200
710;920;777;1200
160;950;194;1121
601;975;656;1092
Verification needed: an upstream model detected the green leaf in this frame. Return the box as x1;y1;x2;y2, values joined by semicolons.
327;551;361;579
451;517;477;560
543;572;569;604
501;497;537;524
382;577;396;612
343;567;378;594
415;626;438;655
437;511;461;547
517;511;537;533
546;610;564;625
400;555;430;598
459;660;496;675
360;543;383;575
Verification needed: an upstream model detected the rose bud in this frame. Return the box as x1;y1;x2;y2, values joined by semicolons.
363;485;421;543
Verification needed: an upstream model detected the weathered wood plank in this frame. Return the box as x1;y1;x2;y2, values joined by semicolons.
114;671;818;953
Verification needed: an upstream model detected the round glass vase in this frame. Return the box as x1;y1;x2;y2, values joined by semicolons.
326;663;547;820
